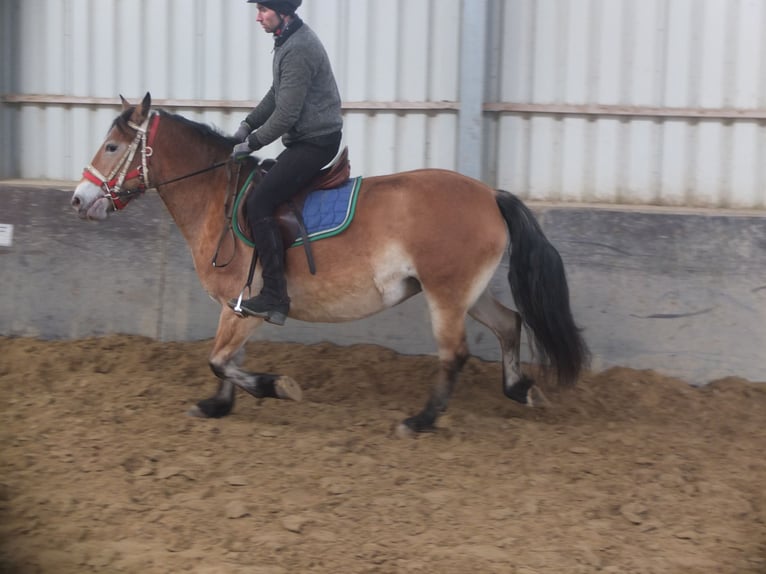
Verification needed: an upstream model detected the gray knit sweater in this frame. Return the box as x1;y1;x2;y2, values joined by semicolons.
245;21;343;148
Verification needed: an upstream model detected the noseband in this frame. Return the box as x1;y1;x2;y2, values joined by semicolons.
82;112;160;210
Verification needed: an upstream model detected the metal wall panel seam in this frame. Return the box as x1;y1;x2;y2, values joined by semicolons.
457;0;487;179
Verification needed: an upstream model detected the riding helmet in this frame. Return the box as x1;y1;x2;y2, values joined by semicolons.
247;0;302;13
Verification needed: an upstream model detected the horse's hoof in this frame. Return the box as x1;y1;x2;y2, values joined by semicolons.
528;386;550;408
190;398;232;418
187;405;208;418
274;376;303;402
394;416;436;438
503;375;535;404
394;422;417;439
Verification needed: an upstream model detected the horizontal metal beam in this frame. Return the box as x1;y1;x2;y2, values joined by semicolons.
0;94;460;112
483;102;766;121
3;93;766;121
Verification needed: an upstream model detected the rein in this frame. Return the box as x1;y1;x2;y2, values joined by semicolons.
152;160;229;189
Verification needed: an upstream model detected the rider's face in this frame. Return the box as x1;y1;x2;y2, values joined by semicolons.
256;6;282;33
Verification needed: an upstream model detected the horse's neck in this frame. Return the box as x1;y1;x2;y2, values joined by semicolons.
152;136;230;262
161;173;226;220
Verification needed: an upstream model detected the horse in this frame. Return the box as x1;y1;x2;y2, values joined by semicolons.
70;93;589;436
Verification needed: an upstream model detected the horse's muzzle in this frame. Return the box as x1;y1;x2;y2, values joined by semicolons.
71;183;112;221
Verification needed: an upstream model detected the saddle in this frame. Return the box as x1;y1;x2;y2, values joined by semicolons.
235;146;351;274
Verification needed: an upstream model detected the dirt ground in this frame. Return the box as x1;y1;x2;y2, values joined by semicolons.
0;335;764;574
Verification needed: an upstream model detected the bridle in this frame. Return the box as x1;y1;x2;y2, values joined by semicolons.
81;107;253;268
83;110;231;211
82;111;161;210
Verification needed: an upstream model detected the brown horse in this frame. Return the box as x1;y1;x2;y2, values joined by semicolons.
71;93;588;436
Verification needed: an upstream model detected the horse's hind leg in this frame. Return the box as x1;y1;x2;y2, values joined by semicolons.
398;303;470;436
468;290;545;406
189;308;302;419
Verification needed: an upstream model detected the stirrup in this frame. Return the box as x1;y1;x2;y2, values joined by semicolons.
234;300;288;326
227;290;288;326
228;287;249;318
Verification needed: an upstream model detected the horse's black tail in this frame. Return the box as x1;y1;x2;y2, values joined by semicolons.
495;190;589;385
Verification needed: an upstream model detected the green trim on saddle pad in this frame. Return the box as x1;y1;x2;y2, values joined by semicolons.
231;169;259;248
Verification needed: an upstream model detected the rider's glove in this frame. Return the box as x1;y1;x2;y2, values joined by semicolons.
231;141;253;162
232;122;251;143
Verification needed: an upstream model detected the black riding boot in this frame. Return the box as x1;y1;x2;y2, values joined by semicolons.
237;217;290;325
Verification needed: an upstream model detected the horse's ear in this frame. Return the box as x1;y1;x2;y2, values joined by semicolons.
139;92;152;115
119;95;130;111
131;92;152;124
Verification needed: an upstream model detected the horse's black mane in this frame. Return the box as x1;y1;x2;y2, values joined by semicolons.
113;107;237;147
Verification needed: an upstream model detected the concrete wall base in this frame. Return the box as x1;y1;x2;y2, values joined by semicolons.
1;185;764;384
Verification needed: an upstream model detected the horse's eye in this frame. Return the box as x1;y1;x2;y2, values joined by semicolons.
105;143;118;153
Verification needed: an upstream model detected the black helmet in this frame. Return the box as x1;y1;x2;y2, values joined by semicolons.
247;0;302;13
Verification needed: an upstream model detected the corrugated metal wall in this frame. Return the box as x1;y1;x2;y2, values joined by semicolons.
1;0;765;208
488;0;766;208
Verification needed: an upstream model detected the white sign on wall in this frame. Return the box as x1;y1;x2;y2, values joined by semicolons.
0;224;14;247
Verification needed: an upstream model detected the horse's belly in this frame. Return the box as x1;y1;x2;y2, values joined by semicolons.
285;246;419;323
288;285;394;323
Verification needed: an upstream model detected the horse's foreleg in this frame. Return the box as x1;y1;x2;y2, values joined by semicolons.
398;305;469;436
468;291;546;406
192;348;241;418
190;308;302;419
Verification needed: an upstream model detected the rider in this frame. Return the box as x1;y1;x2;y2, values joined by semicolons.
230;0;343;325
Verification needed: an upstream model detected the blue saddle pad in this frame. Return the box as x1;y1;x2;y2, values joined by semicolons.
292;176;362;246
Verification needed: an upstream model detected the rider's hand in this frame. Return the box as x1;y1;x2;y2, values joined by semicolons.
231;141;252;162
233;122;251;143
